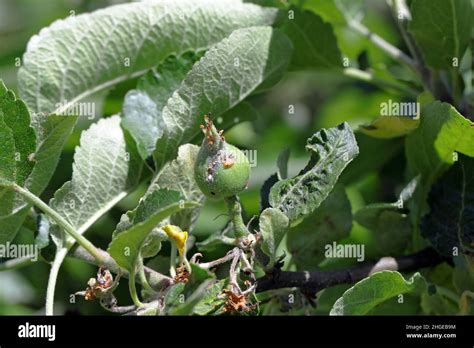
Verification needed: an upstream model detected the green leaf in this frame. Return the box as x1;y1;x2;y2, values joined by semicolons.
409;0;473;70
122;55;198;160
49;116;142;247
287;185;352;269
18;0;278;116
405;102;474;223
193;279;227;315
276;148;290;180
281;8;342;70
354;177;418;255
270;122;358;222
153;26;293;167
330;271;427;315
360;116;419;139
147;144;205;232
0;81;36;187
0;80;36;217
169;263;216;315
259;208;289;268
421;155;474;258
107;189;198;271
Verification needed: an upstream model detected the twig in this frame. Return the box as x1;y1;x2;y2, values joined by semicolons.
343;68;419;97
71;246;173;290
13;184;104;264
256;248;446;293
198;248;238;270
348;20;416;69
388;0;432;92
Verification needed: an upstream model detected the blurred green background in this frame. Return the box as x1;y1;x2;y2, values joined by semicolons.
0;0;412;314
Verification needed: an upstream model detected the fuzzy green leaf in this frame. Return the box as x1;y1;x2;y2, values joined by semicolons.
122;55;197;160
152;26;293;167
49;116;142;247
270;122;358;222
0;81;36;217
259;208;289;268
107;189;198;271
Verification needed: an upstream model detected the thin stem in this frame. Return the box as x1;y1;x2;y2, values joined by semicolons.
343;67;419;97
0;256;37;271
348;19;416;70
129;265;144;308
13;184;104;264
224;195;249;238
388;0;433;92
45;247;68;315
72;246;172;289
137;256;156;294
170;244;177;278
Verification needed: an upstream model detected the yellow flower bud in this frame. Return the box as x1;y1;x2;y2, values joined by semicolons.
162;225;188;257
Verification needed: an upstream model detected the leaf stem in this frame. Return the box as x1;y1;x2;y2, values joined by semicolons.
224;195;249;238
128;265;144;307
137;256;156;294
45;247;68;315
343;68;419;98
13;184;104;264
348;19;416;70
170;244;177;278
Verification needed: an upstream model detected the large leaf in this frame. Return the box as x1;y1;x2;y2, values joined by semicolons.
270;122;358;222
354;177;418;255
421;155;474;258
49;116;142;247
0;81;36;189
409;0;473;70
330;271;426;315
287;185;352;269
259;207;289;268
281;8;342;70
107;189;198;271
153;26;293;167
122;55;198;160
405;102;474;223
0;81;36;220
18;0;278;116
